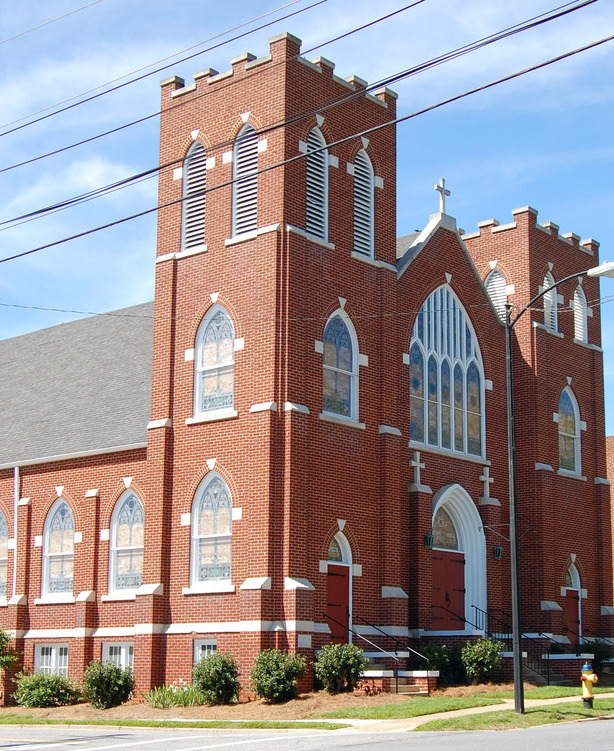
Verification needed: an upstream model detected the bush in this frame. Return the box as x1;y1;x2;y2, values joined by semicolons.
460;638;504;683
83;660;134;709
0;629;17;672
192;652;239;705
313;643;368;694
12;672;81;707
144;682;205;708
410;643;466;685
250;649;307;703
578;639;612;674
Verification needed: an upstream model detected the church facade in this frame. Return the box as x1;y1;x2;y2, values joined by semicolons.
0;32;612;697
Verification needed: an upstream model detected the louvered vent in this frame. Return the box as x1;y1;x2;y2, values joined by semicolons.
353;150;374;256
485;270;506;321
543;273;557;331
305;128;328;240
232;125;258;236
182;142;207;251
574;287;587;341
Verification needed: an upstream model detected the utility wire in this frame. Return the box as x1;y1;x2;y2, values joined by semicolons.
0;0;106;45
1;30;613;266
0;0;594;228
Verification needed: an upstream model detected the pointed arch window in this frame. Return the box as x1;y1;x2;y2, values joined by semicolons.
42;500;74;597
573;286;588;342
191;474;232;586
306;127;328;240
409;285;484;457
0;512;8;598
182;141;207;251
353;149;374;256
322;311;358;420
543;272;558;331
194;306;234;416
232;124;258;236
559;387;581;473
109;492;144;594
485;269;506;322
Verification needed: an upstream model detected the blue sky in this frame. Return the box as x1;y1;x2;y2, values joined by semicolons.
2;0;614;427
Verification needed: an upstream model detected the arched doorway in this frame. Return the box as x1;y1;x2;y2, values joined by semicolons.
564;563;581;645
326;533;352;643
431;484;487;631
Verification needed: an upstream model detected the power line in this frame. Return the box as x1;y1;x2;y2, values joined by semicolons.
1;29;612;266
0;0;594;229
0;0;107;45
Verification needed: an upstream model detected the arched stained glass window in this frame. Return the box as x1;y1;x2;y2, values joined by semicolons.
191;474;232;584
353;149;374;256
409;285;484;457
485;269;506;322
573;286;588;342
322;312;358;419
559;387;581;473
433;507;458;550
110;492;144;593
182;141;207;251
43;500;74;597
232;124;258;236
195;306;234;415
543;272;558;331
0;512;8;598
306;127;328;240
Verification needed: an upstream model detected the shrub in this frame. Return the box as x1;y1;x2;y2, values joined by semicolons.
578;639;612;674
144;682;205;708
192;652;239;705
460;638;504;683
12;672;81;707
250;649;307;703
0;629;17;672
83;660;134;709
313;643;368;694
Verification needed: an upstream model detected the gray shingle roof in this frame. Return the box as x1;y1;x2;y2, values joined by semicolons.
0;302;154;467
396;232;420;259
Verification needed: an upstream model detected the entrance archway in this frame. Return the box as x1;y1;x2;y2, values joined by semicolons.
326;533;352;643
431;484;486;631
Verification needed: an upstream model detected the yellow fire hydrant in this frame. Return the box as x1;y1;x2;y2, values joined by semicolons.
581;662;598;708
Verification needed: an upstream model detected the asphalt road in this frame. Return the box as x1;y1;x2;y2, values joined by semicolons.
1;719;614;750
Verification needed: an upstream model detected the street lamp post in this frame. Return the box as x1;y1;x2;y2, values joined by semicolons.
505;261;614;715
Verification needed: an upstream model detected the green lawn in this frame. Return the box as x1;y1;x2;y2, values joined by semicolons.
319;695;504;720
488;685;612;700
415;698;614;732
0;715;348;731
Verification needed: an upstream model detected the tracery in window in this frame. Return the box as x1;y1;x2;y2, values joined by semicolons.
573;285;588;342
543;272;558;331
232;124;258;236
191;474;232;584
353;149;374;256
305;127;328;240
182;141;207;251
110;492;144;593
0;512;8;598
558;387;581;473
42;500;74;597
409;285;484;457
194;306;234;415
485;269;506;322
322;311;358;420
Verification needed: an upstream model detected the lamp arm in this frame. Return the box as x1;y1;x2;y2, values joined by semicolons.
509;269;587;329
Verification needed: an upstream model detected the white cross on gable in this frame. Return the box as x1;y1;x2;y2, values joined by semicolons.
434;178;450;214
479;466;493;499
410;451;425;486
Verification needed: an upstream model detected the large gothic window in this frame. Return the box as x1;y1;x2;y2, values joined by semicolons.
109;492;144;594
42;500;74;598
558;387;581;473
543;272;558;331
410;286;484;457
181;141;207;251
305;127;328;240
194;306;234;416
353;149;374;257
191;474;232;586
232;124;258;236
0;512;8;598
322;311;358;420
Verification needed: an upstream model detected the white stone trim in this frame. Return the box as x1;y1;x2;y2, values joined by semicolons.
77;590;96;602
34;595;76;605
534;321;564;338
182;582;236;595
186;408;239;425
240;577;271;590
18;497;31;506
283;402;310;414
137;583;163;596
85;489;99;498
1;442;148;471
535;463;554;472
285;577;314;590
249;401;277;413
374;176;384;189
100;529;110;541
185;349;195;361
7;539;15;550
314;340;324;354
595;477;611;485
484;380;493;391
173;167;183;180
358;353;368;367
224;223;280;246
378;425;402;436
352;564;362;577
235;337;244;351
541;600;562;611
381;586;408;599
349;252;396;272
407;441;490;466
222;150;233;164
319;412;366;430
34;536;42;547
557;468;587;481
601;606;614;616
297;634;312;648
402;352;410;365
181;513;191;526
286;224;335;250
147;418;172;430
74;531;82;544
231;507;242;521
101;592;136;602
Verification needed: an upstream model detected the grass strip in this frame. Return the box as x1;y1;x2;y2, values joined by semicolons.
414;698;614;731
319;695;504;719
488;685;613;700
0;715;348;730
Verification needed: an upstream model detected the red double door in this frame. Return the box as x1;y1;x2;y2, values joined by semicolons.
432;550;466;630
564;589;580;645
327;564;350;643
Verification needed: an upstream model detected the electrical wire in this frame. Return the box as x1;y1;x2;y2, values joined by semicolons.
1;29;612;266
0;0;107;45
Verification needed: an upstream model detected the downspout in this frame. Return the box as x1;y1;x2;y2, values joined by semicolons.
12;466;18;598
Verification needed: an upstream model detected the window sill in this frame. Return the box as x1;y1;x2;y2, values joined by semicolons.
350;251;396;272
319;412;365;430
557;468;587;481
533;322;564;338
286;224;335;250
0;598;7;608
34;595;76;605
101;592;137;602
573;338;603;352
186;409;238;425
182;582;235;595
224;224;280;247
407;441;489;465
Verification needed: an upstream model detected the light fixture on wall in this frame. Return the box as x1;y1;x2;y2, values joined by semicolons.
423;533;433;550
493;545;504;560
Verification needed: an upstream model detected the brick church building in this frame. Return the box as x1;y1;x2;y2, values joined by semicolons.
0;32;612;696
